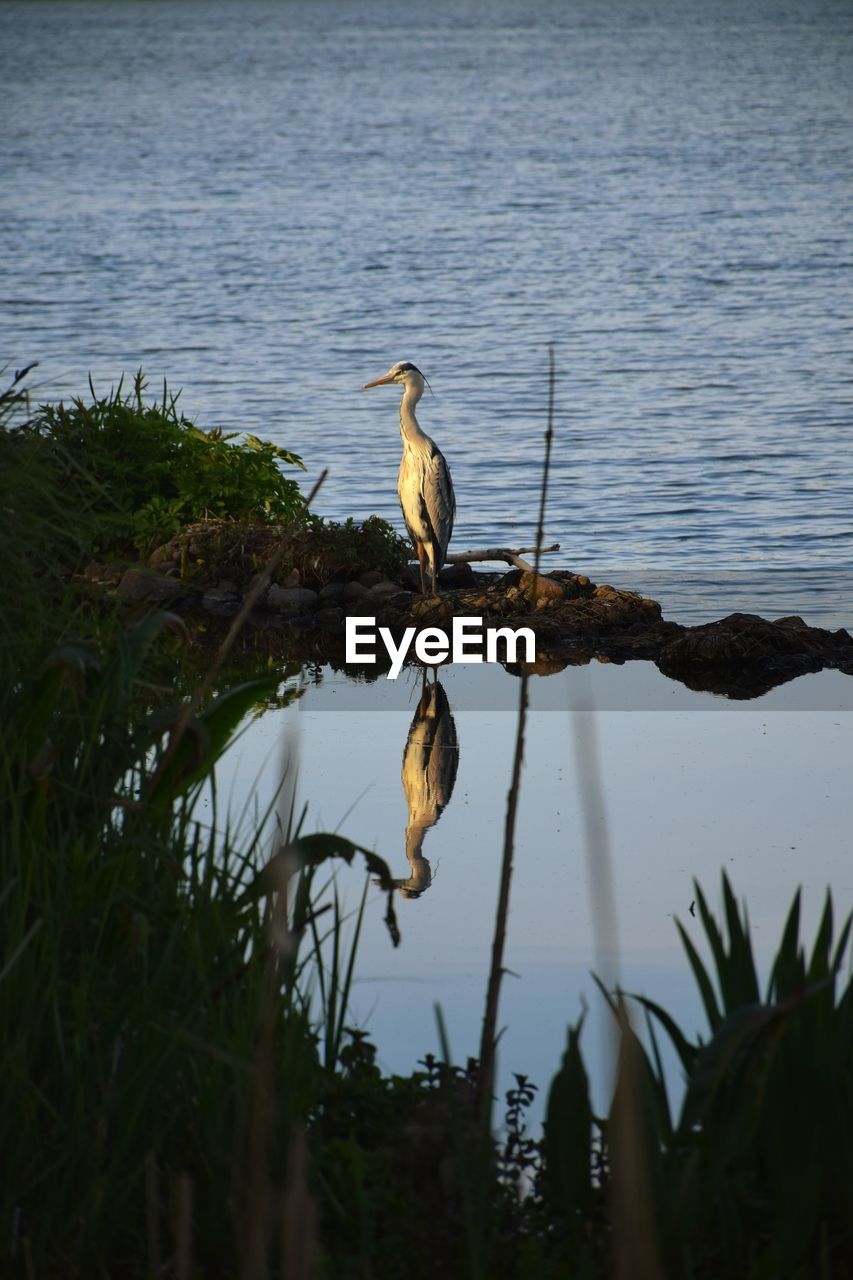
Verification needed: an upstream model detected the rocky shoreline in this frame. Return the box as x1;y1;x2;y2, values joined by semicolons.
79;538;853;700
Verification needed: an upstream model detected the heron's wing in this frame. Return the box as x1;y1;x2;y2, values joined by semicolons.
423;447;455;563
397;455;421;550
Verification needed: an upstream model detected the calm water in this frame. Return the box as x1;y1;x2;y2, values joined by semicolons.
209;660;853;1112
3;0;853;622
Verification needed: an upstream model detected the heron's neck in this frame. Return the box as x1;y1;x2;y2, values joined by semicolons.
399;384;428;448
405;824;432;875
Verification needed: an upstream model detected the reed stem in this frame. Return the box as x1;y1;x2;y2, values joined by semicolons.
477;346;555;1120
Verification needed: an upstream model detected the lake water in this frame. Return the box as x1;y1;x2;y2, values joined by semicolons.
3;0;853;623
4;0;853;1114
209;659;853;1114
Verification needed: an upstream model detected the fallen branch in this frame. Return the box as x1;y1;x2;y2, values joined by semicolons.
443;543;560;572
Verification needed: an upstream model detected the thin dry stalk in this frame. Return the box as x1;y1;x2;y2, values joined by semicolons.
610;1013;662;1280
570;685;661;1278
570;708;619;991
174;1173;193;1280
477;345;556;1119
144;469;328;802
144;1151;161;1280
278;1125;317;1280
239;854;293;1280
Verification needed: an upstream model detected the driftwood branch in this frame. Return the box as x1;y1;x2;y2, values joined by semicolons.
443;543;560;573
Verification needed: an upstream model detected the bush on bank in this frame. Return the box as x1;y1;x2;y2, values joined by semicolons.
26;370;308;552
1;368;407;594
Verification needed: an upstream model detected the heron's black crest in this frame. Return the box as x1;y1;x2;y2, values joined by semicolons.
398;362;420;374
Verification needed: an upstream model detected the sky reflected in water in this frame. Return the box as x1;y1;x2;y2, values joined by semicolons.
205;659;853;1117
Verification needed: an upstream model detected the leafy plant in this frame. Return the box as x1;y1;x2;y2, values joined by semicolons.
26;371;307;552
542;874;853;1278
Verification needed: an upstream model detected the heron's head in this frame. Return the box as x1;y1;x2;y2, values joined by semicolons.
363;360;425;394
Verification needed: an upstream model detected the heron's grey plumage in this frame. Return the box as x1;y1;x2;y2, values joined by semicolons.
397;674;459;897
363;360;456;594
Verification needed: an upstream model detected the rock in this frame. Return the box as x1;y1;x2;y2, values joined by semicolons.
439;562;477;589
202;587;240;618
319;582;346;603
267;586;319;613
369;579;398;596
276;568;300;589
593;584;624;604
359;570;385;588
411;597;451;622
315;606;344;630
503;570;568;602
343;581;369;601
773;615;808;629
116;567;183;604
657;612;853;699
661;612;845;669
506;654;570;677
547;573;581;598
246;570;271;595
84;560;130;586
148;542;179;567
216;579;239;594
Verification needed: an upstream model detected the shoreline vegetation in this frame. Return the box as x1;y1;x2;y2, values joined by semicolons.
10;368;853;700
3;369;852;1277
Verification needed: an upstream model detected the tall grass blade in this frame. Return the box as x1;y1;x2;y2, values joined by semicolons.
769;888;803;999
543;1013;593;1218
675;919;721;1031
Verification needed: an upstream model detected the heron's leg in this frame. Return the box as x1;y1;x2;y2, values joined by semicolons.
423;544;440;598
416;542;427;595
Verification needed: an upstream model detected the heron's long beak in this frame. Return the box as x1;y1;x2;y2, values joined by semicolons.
363;372;396;389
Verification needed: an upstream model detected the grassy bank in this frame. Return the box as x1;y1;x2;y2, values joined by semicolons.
2;370;852;1277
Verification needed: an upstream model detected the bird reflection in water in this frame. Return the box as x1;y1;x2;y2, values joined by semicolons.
386;669;459;899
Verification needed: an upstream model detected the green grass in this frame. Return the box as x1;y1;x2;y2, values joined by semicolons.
25;370;307;554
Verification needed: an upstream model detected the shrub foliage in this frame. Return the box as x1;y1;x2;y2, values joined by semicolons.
25;371;307;552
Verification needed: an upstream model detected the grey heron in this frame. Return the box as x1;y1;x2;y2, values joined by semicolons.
363;360;456;595
397;672;460;898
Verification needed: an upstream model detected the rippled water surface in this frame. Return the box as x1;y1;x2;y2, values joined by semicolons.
3;0;853;621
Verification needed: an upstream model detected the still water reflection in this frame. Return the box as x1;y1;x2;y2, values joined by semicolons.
390;673;459;899
208;658;853;1115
